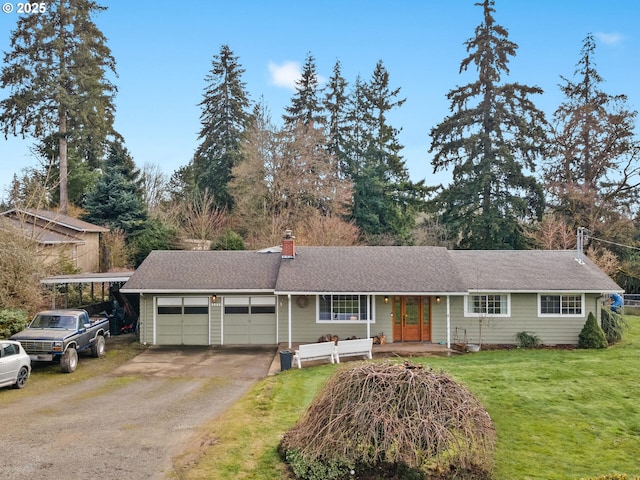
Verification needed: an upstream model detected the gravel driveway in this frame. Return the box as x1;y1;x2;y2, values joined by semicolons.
0;343;277;480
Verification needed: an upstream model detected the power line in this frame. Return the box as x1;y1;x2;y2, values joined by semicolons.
586;234;640;252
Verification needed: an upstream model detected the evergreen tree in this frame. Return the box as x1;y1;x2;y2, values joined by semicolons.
0;0;119;214
283;52;325;127
81;142;147;235
192;44;251;208
346;62;429;244
323;60;349;175
429;0;547;250
544;34;639;239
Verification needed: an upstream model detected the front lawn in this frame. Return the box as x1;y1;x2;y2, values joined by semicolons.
170;317;640;480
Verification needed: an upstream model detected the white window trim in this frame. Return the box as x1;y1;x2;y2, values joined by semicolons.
316;294;376;323
464;293;511;318
537;293;585;317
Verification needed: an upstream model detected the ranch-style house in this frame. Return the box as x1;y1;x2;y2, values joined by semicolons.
120;233;622;348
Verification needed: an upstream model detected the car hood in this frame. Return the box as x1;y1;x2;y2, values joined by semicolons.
10;328;75;342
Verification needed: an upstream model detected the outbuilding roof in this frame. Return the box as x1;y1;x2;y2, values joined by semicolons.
121;246;622;295
1;208;109;233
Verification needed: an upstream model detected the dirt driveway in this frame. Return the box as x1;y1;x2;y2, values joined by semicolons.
0;343;277;480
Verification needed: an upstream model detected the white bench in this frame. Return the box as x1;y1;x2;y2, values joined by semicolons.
335;338;373;363
292;342;337;368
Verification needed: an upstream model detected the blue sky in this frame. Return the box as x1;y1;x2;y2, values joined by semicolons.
1;0;639;197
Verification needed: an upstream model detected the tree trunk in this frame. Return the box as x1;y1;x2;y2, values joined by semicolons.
59;107;68;214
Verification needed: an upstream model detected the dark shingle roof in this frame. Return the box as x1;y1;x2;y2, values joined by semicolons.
449;250;622;292
121;247;622;294
275;246;465;293
121;250;282;293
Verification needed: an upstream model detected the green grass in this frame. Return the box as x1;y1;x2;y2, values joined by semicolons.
170;317;640;480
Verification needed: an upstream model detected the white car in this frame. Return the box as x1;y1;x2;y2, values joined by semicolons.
0;340;31;389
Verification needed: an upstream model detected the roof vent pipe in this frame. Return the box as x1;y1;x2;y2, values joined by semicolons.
576;227;585;264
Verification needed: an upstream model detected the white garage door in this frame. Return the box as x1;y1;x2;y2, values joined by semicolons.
156;297;209;345
223;297;277;345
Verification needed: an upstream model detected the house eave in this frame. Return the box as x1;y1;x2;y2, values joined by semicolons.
274;290;468;296
120;288;276;295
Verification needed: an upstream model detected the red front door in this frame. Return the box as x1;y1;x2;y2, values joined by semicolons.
392;296;431;342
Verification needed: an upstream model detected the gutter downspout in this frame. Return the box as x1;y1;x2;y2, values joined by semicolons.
446;295;451;349
288;294;292;349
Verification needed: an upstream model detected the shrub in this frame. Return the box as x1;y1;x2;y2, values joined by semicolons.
0;308;29;339
515;331;542;348
600;308;628;345
280;361;496;480
578;312;608;349
210;228;245;250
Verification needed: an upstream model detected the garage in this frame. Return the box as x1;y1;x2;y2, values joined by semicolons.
223;296;277;345
156;297;209;345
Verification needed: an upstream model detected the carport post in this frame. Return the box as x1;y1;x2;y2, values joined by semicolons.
288;294;292;349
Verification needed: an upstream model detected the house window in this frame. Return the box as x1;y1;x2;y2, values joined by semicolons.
539;294;584;316
318;295;374;322
465;294;510;317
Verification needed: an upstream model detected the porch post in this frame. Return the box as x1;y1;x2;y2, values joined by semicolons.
366;295;371;339
446;295;451;349
288;294;292;349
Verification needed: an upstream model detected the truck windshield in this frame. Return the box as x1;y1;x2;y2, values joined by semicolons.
30;315;76;330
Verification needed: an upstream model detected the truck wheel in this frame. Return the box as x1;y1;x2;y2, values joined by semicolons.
13;366;29;389
91;335;106;358
61;348;78;373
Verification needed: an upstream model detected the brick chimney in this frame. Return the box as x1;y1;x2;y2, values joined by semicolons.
281;229;295;259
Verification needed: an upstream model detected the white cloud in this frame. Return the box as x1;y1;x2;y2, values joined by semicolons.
268;61;301;90
595;32;624;46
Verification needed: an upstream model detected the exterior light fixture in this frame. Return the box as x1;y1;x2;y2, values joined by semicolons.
384;296;389;304
211;294;217;303
435;296;441;304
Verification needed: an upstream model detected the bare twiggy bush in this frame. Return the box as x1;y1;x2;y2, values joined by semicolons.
0;226;48;311
280;362;496;480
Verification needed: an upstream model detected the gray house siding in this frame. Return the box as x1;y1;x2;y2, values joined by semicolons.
431;293;604;345
139;295;154;345
276;295;393;344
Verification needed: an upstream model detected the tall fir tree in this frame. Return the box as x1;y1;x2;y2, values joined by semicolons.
283;52;325;127
0;0;119;214
543;34;640;293
324;59;349;176
192;44;251;209
429;0;547;249
544;34;639;237
346;62;428;244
